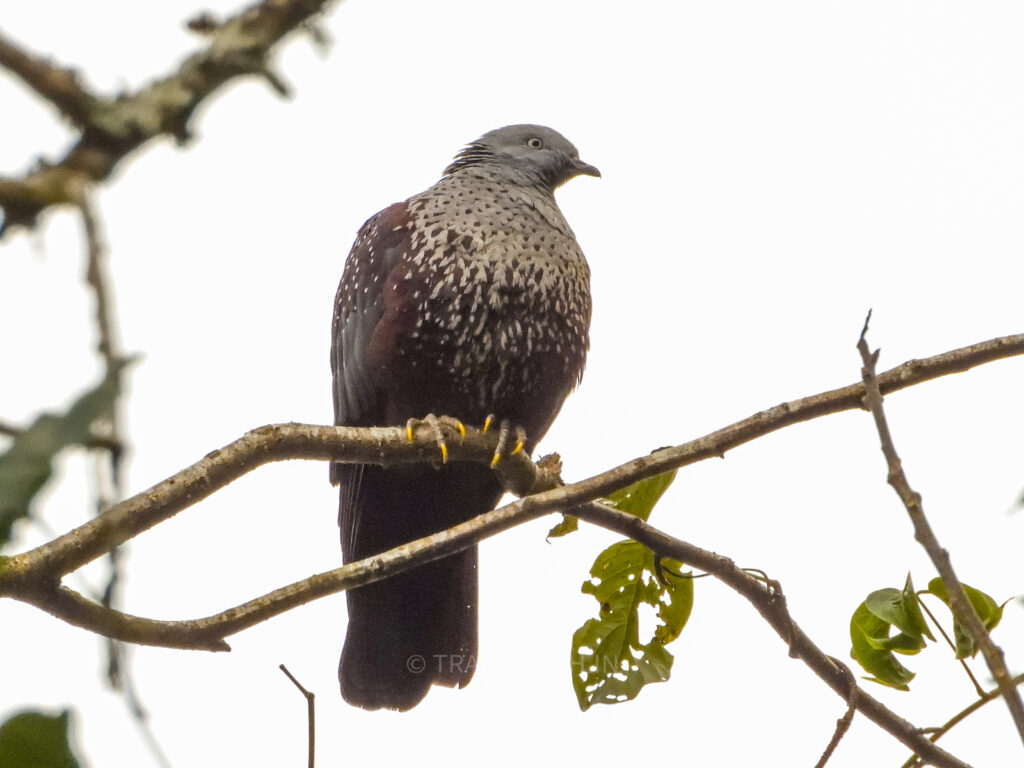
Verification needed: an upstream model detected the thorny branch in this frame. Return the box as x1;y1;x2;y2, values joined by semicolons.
0;0;337;234
856;317;1024;746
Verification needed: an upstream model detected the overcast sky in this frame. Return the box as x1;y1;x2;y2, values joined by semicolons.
3;1;1024;765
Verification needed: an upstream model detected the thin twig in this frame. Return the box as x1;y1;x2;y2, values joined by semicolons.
77;183;170;765
856;315;1024;745
899;673;1024;768
814;658;858;768
76;192;119;366
280;665;315;768
917;595;985;697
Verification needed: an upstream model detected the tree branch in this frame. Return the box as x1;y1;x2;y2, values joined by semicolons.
857;319;1024;744
2;331;1021;587
899;673;1024;768
7;495;978;767
572;502;970;768
0;29;95;125
0;0;337;235
4;333;1017;765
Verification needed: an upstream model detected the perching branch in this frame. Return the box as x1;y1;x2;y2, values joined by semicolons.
4;333;1018;766
0;0;338;234
3;331;1021;588
857;318;1024;745
7;489;977;767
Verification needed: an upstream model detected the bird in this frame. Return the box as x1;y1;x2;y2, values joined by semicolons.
330;124;599;711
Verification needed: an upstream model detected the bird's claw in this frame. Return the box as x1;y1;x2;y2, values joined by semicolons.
405;414;466;464
489;418;527;468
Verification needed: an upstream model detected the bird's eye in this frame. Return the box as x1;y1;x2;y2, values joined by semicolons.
527;137;544;149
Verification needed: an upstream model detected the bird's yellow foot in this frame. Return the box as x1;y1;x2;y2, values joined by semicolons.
405;414;466;464
489;418;527;468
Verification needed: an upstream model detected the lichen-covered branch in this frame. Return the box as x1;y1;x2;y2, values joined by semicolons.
0;0;337;234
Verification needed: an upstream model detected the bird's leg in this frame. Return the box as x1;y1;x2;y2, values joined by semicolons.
405;414;466;464
488;417;526;468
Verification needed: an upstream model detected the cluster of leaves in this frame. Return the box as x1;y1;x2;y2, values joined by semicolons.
553;470;696;710
850;574;1006;690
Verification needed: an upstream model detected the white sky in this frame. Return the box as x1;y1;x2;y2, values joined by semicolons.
3;1;1024;765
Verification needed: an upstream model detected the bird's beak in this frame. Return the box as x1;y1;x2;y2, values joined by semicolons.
571;158;601;178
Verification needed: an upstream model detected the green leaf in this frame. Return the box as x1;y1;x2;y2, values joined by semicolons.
0;710;80;768
926;577;1005;659
547;514;579;539
850;602;916;690
600;469;678;522
863;574;933;645
0;360;131;548
571;540;694;710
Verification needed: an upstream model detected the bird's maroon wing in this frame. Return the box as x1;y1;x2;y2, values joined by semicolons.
330;202;411;560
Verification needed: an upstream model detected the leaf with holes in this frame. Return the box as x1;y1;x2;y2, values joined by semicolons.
571;539;693;710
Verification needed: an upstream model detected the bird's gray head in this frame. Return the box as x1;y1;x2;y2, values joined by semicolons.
443;124;600;191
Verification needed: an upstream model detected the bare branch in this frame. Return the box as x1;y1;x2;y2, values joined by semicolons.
0;29;95;125
8;494;977;767
900;673;1024;768
0;0;338;234
857;320;1024;744
76;191;120;368
279;665;315;768
11;470;558;647
813;658;858;768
